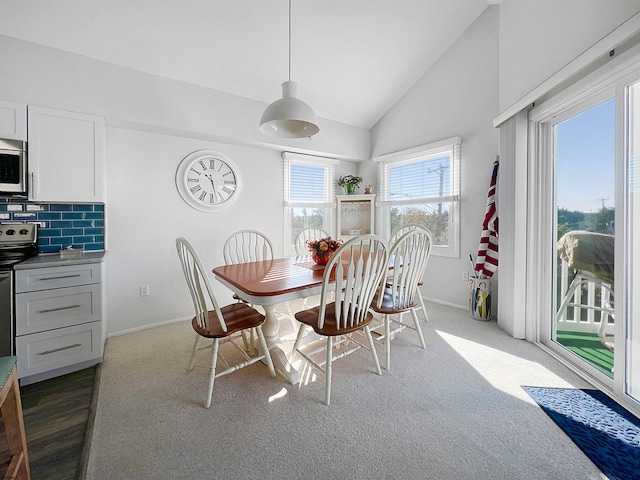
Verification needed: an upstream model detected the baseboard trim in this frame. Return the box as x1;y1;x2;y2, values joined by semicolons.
106;316;191;339
423;296;467;311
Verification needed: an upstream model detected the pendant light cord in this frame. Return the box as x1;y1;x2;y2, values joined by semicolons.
288;0;292;82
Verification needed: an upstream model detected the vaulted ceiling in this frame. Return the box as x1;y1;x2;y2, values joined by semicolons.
0;0;502;129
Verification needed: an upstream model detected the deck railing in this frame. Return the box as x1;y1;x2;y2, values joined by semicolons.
556;259;614;337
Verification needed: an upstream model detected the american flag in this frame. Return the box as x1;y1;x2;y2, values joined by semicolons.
475;160;499;278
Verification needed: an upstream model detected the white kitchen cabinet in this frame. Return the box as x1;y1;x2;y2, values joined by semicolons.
27;105;104;202
15;262;104;383
336;194;375;242
0;100;27;141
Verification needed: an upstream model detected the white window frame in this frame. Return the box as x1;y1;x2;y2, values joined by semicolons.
373;136;461;257
283;152;337;256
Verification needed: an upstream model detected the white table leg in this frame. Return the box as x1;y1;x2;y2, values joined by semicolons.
261;304;300;385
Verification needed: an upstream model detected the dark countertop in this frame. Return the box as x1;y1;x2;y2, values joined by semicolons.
14;251;106;270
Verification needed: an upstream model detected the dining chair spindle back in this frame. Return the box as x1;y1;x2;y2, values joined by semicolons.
291;234;389;405
388;225;432;322
176;237;276;408
223;229;274;265
372;229;432;370
223;229;275;314
289;227;332;315
294;227;331;255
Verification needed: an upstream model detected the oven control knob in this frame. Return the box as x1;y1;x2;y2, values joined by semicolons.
19;229;29;235
6;229;15;235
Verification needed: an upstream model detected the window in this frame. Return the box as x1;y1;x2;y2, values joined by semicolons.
283;152;337;255
375;137;461;257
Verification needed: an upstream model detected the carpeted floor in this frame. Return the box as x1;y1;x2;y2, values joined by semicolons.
87;302;608;479
523;386;640;480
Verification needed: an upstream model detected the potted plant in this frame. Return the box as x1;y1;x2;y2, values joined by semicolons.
337;175;363;194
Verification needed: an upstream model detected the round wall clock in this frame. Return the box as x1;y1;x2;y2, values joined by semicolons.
175;150;239;212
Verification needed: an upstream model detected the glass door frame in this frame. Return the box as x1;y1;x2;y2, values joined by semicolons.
525;48;640;416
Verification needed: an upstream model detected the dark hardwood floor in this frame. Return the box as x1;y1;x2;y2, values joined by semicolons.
0;366;99;480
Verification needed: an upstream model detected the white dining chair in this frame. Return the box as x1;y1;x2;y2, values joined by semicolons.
288;227;332;316
294;227;331;255
371;229;432;370
223;229;274;308
291;234;389;405
223;229;274;265
223;229;281;344
388;225;431;322
176;237;276;408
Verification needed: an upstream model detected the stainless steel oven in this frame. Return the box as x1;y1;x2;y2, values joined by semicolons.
0;223;37;357
0;138;28;196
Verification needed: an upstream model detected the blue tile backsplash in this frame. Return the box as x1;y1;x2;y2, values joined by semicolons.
0;198;105;254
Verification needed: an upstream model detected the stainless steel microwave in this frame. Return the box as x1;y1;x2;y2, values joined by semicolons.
0;138;27;196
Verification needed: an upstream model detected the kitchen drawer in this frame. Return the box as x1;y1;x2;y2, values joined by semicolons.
15;321;102;379
15;263;102;293
16;284;101;335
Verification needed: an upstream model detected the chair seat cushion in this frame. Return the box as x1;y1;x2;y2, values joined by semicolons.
191;303;265;338
295;302;374;336
371;288;417;315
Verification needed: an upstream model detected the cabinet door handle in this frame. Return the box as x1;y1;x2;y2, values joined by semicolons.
37;274;82;281
29;172;37;199
37;344;82;356
38;304;81;314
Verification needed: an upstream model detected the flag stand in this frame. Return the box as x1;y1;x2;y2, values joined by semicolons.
469;277;492;320
470;157;499;320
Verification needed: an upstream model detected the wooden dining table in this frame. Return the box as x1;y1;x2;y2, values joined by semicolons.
212;255;337;385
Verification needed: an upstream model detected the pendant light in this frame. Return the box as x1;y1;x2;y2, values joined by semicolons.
260;0;319;138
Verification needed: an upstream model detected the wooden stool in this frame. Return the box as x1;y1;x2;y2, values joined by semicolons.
0;356;30;480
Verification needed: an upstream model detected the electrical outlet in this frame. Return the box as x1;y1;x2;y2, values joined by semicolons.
140;284;150;296
461;271;469;281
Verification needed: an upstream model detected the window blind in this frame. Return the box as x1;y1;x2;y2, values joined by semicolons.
379;143;460;205
283;154;335;207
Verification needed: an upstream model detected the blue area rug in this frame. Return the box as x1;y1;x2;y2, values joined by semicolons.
523;386;640;480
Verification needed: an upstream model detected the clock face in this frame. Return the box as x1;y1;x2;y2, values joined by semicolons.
176;150;239;211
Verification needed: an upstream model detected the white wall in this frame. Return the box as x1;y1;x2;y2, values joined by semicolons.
496;0;640;337
0;35;364;335
106;129;326;333
104;127;358;335
0;35;370;162
370;6;500;311
5;2;637;336
498;0;640;113
368;0;640;322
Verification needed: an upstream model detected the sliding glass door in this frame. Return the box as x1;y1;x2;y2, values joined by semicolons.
627;79;640;403
531;60;640;410
552;96;616;381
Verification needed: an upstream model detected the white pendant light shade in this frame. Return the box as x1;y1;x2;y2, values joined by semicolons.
260;81;319;138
